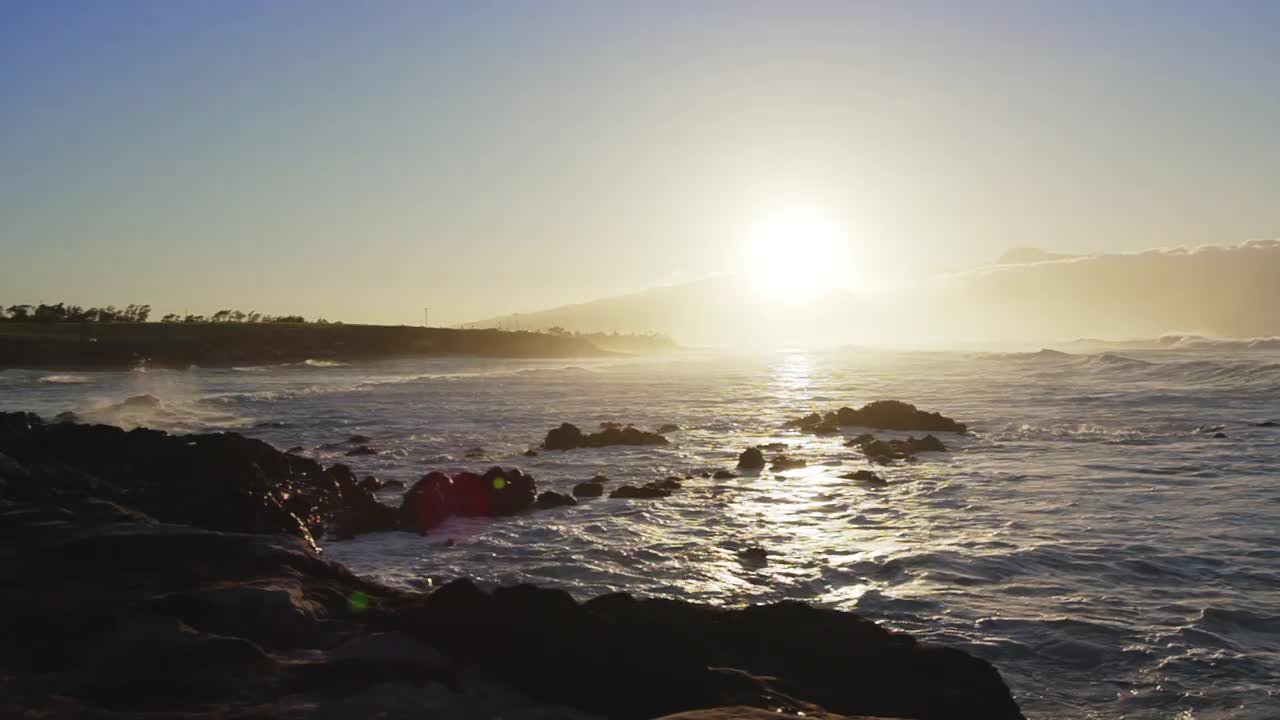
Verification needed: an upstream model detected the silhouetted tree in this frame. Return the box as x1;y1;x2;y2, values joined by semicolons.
8;305;32;320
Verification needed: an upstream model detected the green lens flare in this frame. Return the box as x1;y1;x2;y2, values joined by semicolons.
492;477;508;490
347;591;370;613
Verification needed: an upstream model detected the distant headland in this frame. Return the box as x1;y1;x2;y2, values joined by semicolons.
0;303;676;369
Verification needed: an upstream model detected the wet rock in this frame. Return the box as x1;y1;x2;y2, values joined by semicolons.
464;447;486;459
399;471;454;533
656;423;681;434
328;465;400;538
737;447;766;470
541;422;669;450
859;435;948;463
840;469;886;486
0;421;1026;720
398;467;537;533
609;484;671;499
285;446;304;454
656;477;683;490
738;547;768;564
0;412;343;546
791;401;967;434
590;474;610;483
358;476;382;492
572;481;604;498
534;491;578;510
54;411;79;424
380;479;405;489
713;470;738;479
1253;420;1277;427
523;448;539;457
403;580;1026;720
1213;432;1228;439
770;456;806;472
347;434;373;444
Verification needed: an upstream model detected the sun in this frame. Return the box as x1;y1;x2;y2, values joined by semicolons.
744;208;850;303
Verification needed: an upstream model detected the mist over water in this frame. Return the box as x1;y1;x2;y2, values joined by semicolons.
3;348;1278;719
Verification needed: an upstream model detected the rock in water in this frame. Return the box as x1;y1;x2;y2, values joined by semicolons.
541;422;669;450
609;484;671;499
770;456;806;472
344;445;377;457
737;447;766;470
859;435;948;463
534;491;577;509
790;401;967;434
840;469;886;486
713;470;738;479
572;481;605;498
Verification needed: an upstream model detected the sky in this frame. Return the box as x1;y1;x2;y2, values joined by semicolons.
3;1;1279;326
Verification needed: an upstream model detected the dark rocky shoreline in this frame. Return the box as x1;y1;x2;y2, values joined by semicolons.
0;412;1024;719
0;321;609;370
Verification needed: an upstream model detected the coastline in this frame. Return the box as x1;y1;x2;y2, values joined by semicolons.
0;411;1026;719
0;322;614;371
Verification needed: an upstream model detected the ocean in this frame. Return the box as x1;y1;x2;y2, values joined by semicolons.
3;346;1277;719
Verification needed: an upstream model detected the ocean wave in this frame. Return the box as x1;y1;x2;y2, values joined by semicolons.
302;359;349;368
38;374;93;384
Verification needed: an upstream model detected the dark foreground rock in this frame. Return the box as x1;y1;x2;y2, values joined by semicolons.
790;401;967;434
541;422;669;450
0;416;1026;720
0;412;543;543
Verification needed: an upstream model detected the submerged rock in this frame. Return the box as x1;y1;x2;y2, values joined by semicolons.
738;547;768;564
572;481;604;498
656;423;681;434
840;469;887;486
609;484;671;499
534;491;577;510
344;445;377;457
713;470;738;479
737;447;766;470
791;401;967;434
541;422;669;450
770;456;807;472
1253;420;1277;428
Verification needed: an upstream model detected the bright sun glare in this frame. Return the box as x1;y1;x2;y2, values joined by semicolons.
745;208;850;303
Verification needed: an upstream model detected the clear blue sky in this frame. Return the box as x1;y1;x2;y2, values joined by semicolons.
3;1;1279;324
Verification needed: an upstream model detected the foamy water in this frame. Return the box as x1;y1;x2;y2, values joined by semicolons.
3;348;1277;719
